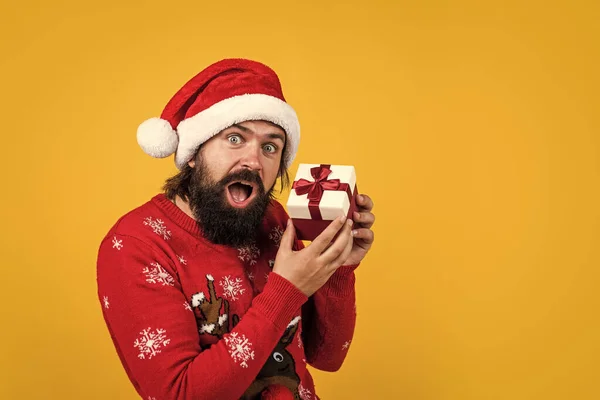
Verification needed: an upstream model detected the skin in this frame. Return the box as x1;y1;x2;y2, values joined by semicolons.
175;120;376;285
175;120;284;216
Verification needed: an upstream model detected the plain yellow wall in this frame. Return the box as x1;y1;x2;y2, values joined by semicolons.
1;0;599;399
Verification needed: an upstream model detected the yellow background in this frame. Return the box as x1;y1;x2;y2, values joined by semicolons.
1;0;598;399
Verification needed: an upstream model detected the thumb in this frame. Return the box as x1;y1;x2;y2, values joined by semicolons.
279;219;296;253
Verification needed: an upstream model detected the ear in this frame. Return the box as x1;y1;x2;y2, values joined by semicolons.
188;146;203;168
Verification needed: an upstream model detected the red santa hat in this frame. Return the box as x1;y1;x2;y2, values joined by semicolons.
137;58;300;169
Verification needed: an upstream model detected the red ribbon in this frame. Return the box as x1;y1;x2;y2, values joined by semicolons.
292;164;351;220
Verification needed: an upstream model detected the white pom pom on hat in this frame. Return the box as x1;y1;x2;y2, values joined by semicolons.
137;117;179;158
136;58;300;170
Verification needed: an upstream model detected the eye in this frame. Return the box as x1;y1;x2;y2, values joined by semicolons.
273;352;284;362
263;143;277;153
228;134;242;145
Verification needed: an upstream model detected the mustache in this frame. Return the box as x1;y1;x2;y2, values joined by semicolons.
219;169;265;193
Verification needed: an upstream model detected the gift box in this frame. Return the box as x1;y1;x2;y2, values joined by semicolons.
286;164;358;241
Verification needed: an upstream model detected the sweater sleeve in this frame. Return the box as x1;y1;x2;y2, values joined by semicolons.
295;239;359;372
97;233;307;400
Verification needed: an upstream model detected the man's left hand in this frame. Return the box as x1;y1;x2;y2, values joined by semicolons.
341;194;375;266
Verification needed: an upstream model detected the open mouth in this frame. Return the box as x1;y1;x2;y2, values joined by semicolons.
278;364;291;373
226;181;258;208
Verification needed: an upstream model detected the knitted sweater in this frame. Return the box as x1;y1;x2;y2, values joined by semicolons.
96;194;358;400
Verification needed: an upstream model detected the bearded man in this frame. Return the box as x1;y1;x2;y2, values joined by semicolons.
96;58;375;400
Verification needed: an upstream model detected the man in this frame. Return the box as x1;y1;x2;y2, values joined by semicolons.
97;58;375;400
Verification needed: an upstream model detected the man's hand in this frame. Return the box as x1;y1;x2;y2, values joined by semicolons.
342;194;375;266
272;215;354;297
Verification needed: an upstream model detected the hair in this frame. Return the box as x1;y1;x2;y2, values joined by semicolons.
162;143;290;202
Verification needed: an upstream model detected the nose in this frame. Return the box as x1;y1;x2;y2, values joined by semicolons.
239;141;262;172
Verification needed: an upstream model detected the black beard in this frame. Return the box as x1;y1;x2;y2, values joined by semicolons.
188;161;273;247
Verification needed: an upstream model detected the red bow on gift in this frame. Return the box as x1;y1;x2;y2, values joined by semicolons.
292;166;341;201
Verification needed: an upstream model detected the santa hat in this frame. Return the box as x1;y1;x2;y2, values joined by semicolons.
137;58;300;170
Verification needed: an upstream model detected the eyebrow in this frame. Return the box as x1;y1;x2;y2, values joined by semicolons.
231;124;286;143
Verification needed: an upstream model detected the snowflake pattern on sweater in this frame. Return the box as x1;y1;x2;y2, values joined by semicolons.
143;262;175;286
224;332;255;368
112;236;123;250
134;327;171;360
237;243;260;265
97;194;358;400
143;216;171;240
269;226;284;247
219;275;246;301
299;384;312;400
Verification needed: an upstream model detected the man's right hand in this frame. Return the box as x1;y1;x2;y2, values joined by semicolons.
272;215;354;297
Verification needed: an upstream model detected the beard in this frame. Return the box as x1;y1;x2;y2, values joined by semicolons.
188;160;274;247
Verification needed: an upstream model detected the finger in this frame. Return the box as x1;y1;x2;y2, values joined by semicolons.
356;194;374;211
330;229;354;270
320;218;353;263
279;219;296;254
353;211;375;229
309;215;347;254
351;228;375;247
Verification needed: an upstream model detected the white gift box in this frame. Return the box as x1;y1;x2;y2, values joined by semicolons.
286;163;358;241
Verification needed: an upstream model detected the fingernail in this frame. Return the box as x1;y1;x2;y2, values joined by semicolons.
354;211;360;220
352;230;358;236
287;219;292;227
346;219;353;226
358;195;364;202
339;215;346;223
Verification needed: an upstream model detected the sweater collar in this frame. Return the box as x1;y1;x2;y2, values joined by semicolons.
152;193;203;237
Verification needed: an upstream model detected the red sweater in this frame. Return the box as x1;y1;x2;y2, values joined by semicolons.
96;194;358;400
